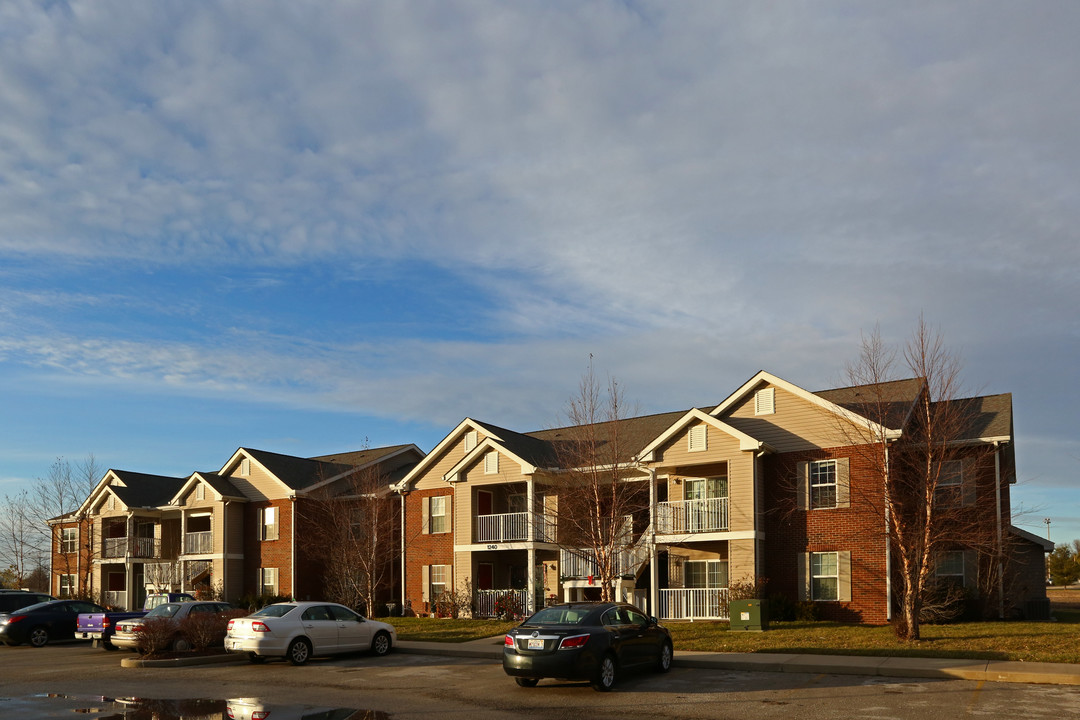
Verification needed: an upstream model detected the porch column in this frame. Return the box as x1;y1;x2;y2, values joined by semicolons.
126;514;136;610
527;476;536;615
647;468;659;617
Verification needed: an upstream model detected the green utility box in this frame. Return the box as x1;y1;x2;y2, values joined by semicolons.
728;599;769;631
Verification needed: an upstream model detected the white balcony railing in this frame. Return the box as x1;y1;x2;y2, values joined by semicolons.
656;497;728;534
185;531;213;554
474;588;529;618
659;588;729;620
560;545;647;579
102;536;161;559
475;513;557;543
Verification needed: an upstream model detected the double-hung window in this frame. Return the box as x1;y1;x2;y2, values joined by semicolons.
935;550;966;585
429;564;448;599
59;574;76;598
811;551;839;601
259;567;278;595
61;527;78;554
429;496;448;534
259;507;278;541
810;460;837;509
934;461;963;507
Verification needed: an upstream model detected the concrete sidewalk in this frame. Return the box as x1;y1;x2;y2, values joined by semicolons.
395;636;1080;686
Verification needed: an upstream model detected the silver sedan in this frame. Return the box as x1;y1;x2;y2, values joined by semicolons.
225;601;396;665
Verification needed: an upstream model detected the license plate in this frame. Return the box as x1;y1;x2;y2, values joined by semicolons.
527;638;544;650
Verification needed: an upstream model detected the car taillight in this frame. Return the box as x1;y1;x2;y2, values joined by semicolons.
7;614;26;624
504;634;515;647
131;624;144;633
251;621;270;633
103;617;112;628
558;634;590;650
227;619;235;632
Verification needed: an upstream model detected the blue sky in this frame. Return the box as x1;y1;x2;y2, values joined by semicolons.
1;1;1077;544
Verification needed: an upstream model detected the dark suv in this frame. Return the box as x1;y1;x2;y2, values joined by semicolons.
0;590;56;613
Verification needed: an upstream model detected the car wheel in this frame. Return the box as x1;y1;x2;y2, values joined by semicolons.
29;626;49;648
248;653;266;664
371;631;392;657
287;638;312;666
172;637;192;652
591;653;618;692
515;677;540;688
656;640;673;672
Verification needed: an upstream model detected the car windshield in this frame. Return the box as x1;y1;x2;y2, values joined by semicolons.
524;606;591;625
145;603;182;618
251;604;296;618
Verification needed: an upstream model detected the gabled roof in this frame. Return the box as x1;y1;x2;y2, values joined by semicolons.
311;443;422;467
79;470;187;514
219;448;356;495
169;472;248;506
527;410;689;467
636;408;771;462
1010;524;1054;552
393;418;507;491
712;370;905;440
946;393;1013;442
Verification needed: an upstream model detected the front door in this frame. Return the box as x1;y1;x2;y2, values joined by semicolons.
477;563;494;591
477;491;492;516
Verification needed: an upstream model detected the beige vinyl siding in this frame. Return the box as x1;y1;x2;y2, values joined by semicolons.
723;384;855;452
728;537;756;582
654;426;754;533
226;502;244;555
454;483;471;542
224;459;288;501
412;430;489;491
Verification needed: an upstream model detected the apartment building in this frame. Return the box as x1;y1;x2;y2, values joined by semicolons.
394;371;1051;624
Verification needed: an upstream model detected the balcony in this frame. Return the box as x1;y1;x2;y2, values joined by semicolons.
102;536;161;559
560;545;647;580
475;513;557;543
659;587;729;620
655;497;728;534
185;531;213;554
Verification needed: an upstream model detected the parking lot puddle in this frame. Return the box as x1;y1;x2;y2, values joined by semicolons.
0;694;387;719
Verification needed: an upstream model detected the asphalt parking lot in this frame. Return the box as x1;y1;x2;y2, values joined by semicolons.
6;642;1080;720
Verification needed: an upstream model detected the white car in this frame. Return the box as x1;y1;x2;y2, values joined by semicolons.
225;601;396;665
112;601;233;652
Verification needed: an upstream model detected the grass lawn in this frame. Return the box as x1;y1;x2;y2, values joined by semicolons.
381;588;1080;663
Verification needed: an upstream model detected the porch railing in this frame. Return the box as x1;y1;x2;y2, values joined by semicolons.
560;545;647;579
185;531;213;554
475;513;557;543
474;588;529;618
655;497;728;534
659;588;729;620
102;536;161;559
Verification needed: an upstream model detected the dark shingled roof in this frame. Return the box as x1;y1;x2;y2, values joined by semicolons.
814;377;925;429
108;470;187;508
944;393;1013;440
193;473;246;499
310;444;417;467
243;448;355;491
512;409;691;468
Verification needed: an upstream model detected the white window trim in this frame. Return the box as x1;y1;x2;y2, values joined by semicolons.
484;451;499;474
810;460;838;510
811;551;840;602
259;506;279;541
259;567;279;596
935;550;966;581
61;527;78;554
59;574;76;598
429;496;449;534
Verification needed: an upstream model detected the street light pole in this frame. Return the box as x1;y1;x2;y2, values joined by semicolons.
1044;518;1052;541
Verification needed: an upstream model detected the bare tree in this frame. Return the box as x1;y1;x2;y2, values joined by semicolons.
296;462;400;616
27;456;101;597
545;363;648;602
841;319;999;640
0;489;38;587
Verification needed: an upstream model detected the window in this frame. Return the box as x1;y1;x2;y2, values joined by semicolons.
934;460;963;506
935;550;966;584
810;460;837;509
684;559;728;589
59;574;76;598
259;567;279;596
464;430;478;452
259;507;278;541
430;564;448;599
429;496;449;534
755;387;775;415
811;552;839;601
484;451;499;474
61;527;78;554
